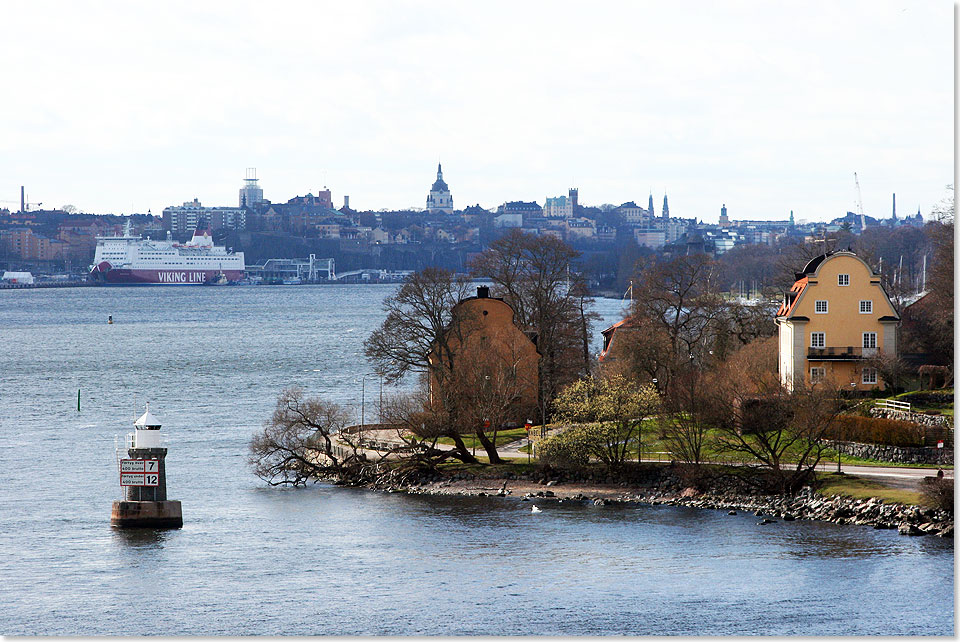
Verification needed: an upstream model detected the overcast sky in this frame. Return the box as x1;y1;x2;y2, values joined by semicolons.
2;0;953;222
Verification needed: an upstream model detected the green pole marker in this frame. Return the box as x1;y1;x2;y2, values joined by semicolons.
77;389;80;412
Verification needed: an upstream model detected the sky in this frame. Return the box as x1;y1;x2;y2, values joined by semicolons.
1;0;954;222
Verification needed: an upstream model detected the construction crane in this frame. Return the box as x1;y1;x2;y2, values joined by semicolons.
854;172;866;231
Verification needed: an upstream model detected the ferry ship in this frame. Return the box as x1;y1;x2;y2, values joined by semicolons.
89;228;245;285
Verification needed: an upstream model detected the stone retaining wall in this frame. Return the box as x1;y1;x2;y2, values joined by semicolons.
836;440;952;465
869;406;953;429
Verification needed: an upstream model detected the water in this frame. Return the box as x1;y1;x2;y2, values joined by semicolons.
0;286;952;636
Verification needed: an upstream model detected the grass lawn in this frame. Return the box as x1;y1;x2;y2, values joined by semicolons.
435;426;530;450
889;388;954;417
814;472;923;505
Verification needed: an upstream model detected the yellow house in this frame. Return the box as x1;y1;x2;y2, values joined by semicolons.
776;251;899;391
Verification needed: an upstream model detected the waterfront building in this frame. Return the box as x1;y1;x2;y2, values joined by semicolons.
426;163;454;213
634;228;666;249
0;228;65;261
544;195;573;219
776;251;899;391
494;212;523;228
496;200;542;220
162;199;246;235
595;224;617;243
597;316;642;369
239;168;266;208
652;216;690;244
429;285;540;425
719;204;730;226
564;217;596;240
617;201;647;224
288;189;333;209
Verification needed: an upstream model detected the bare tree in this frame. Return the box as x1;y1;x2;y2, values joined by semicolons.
711;338;841;494
449;327;539;462
364;268;480;463
470;229;598;420
629;253;724;387
659;366;714;474
249;388;360;486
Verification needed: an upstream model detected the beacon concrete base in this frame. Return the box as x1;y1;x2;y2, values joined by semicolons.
111;500;183;529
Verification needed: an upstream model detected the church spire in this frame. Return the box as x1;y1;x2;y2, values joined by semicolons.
648;193;654;217
437;163;443;180
662;193;669;218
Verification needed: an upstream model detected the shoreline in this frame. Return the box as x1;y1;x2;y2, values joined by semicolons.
351;471;954;539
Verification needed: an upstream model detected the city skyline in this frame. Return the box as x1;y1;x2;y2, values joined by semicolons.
2;1;952;221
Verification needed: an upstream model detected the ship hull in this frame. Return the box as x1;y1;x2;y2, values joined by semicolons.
93;268;244;285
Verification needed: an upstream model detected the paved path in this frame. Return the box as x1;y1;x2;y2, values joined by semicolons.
815;462;952;490
347;428;951;491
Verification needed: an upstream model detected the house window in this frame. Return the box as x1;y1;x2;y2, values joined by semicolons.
863;332;877;349
838;274;850;286
815;300;828;314
862;367;878;384
810;367;826;384
811;332;825;348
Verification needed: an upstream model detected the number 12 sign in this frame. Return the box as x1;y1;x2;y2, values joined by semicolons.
119;459;159;486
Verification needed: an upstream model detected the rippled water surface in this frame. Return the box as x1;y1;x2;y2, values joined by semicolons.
0;286;952;636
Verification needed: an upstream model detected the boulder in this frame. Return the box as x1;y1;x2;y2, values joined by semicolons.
898;522;926;536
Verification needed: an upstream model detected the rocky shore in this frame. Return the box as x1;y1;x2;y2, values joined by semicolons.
355;466;954;539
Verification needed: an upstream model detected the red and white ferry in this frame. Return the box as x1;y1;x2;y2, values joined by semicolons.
89;228;245;285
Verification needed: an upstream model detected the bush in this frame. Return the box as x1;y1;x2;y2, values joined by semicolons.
538;427;591;470
902;390;954;406
920;476;953;514
830;415;935;447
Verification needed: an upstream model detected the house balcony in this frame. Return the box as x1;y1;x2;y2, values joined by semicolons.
807;346;877;361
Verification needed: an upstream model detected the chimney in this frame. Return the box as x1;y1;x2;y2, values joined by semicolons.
477;285;489;298
21;186;25;213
